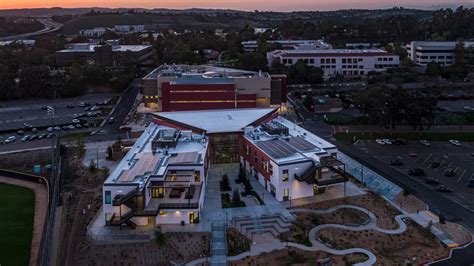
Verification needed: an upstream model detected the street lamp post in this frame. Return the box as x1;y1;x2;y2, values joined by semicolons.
46;106;55;172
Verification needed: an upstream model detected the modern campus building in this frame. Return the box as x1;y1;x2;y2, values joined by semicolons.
140;65;287;111
406;41;474;66
267;49;400;77
102;108;347;228
242;39;332;53
55;42;154;67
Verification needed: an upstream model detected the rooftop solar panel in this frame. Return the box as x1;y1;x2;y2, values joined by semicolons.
256;139;298;159
288;137;318;151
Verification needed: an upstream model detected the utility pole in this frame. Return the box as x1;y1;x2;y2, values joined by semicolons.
47;106;55;172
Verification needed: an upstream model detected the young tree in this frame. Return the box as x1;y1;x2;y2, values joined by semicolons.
232;188;241;206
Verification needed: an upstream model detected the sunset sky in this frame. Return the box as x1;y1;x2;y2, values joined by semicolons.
0;0;470;11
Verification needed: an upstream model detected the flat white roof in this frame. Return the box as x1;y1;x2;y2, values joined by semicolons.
155;108;277;133
104;123;208;185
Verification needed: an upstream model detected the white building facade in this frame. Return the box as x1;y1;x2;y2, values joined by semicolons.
242;39;332;53
240;117;346;202
267;49;399;77
102;124;209;228
406;41;474;66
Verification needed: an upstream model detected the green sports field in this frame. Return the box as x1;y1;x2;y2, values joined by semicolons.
0;183;35;266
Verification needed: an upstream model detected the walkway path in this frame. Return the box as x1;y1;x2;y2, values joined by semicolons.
187;204;411;266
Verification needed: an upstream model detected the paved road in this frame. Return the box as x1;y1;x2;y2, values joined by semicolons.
0;19;62;41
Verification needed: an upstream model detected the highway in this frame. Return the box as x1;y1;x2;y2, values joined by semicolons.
0;19;62;41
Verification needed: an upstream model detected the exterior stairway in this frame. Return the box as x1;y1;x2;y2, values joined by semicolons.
231;213;293;239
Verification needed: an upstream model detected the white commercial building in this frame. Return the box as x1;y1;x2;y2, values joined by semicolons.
102;123;209;228
241;117;347;201
242;39;332;53
79;28;107;38
406;41;474;66
114;25;146;33
267;49;399;77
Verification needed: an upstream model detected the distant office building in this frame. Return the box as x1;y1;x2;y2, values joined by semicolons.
55;43;154;67
79;28;107;38
114;25;146;33
346;43;380;49
242;39;332;53
267;49;399;77
406;41;474;66
141;65;287;111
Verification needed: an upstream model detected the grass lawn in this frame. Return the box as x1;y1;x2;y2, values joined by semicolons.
0;183;35;266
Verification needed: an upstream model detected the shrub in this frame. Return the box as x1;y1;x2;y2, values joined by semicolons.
220;174;231;191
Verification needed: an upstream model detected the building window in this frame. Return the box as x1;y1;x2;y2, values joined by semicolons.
282;169;289;182
331;58;336;64
283;189;289;201
342;58;346;63
309;59;314;64
105;191;111;204
194;171;200;182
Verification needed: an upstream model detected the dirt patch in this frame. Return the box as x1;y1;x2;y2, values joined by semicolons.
229;247;368;266
280;208;369;246
434;222;472;245
394;193;428;213
293;192;401;230
315;220;449;265
0;149;52;175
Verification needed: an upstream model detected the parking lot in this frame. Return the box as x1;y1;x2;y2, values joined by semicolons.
0;93;117;146
354;139;474;212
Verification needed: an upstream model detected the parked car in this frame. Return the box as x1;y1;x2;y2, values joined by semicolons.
75;124;82;129
376;139;385;145
47;127;54;132
32;128;38;133
68;125;75;130
108;117;115;124
72;119;80;124
38;134;47;139
467;178;474;188
30;135;38;140
419;140;430;146
395;138;407;145
449;140;461;146
431;162;440;168
436;185;452;192
408;168;425;176
20;135;30;142
54;126;62;131
382;139;392;145
389;160;404;166
23;123;33;129
78;102;87;107
82;123;90;128
444;169;456;177
62;125;69;130
425;177;440;185
4;136;16;143
46;133;54;139
17;130;25;135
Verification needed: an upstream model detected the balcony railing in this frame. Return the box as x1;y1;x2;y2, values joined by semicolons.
159;202;199;210
314;175;348;186
112;188;139;206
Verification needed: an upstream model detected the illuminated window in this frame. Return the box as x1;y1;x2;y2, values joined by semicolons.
159;212;168;215
194;171;201;182
282;169;289;182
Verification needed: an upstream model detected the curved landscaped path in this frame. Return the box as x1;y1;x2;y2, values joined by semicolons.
187;204;410;266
